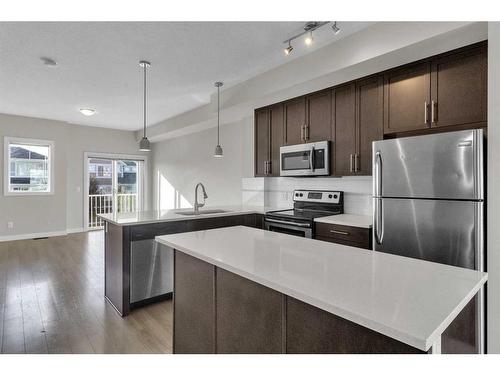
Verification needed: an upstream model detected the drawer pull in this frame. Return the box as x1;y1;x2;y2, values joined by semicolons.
330;229;349;236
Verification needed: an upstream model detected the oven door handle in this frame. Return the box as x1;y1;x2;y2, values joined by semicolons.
264;218;311;228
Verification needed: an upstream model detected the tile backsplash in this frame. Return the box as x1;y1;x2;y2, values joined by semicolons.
242;176;373;215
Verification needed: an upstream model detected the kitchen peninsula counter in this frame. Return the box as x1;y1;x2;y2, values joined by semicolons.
99;207;267;316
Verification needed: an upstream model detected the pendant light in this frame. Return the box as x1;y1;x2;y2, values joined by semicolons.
214;81;224;158
139;60;151;152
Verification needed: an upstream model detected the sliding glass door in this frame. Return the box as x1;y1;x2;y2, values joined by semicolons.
87;157;144;229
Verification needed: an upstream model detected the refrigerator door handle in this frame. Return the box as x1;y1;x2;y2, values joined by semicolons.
374;198;384;245
374;151;382;197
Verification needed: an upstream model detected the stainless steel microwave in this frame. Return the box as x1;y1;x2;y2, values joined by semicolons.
280;141;330;176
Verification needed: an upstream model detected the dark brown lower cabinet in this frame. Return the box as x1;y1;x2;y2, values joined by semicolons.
173;251;431;354
285;297;424;354
173;252;216;354
314;222;372;250
216;268;284;353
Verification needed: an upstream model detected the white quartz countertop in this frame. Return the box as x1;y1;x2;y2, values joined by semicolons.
156;226;487;351
314;214;373;228
98;206;268;226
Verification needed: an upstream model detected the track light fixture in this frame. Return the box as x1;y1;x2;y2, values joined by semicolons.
282;21;340;55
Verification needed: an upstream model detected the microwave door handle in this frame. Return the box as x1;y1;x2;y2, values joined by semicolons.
309;147;315;171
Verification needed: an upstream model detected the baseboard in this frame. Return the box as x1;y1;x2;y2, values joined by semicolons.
0;230;69;242
67;227;85;234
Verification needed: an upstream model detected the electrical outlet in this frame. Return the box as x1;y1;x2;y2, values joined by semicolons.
7;221;14;229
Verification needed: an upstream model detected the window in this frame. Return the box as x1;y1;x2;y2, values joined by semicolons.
4;137;54;195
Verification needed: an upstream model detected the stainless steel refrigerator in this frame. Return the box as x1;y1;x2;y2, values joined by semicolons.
372;129;485;354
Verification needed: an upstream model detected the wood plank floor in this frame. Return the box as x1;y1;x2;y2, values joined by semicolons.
0;231;173;354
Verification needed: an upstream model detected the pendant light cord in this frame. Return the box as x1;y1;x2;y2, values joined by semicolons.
143;64;147;138
217;84;220;145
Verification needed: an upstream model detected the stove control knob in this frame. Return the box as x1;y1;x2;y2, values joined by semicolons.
295;193;299;197
333;194;338;199
299;193;303;197
328;194;333;199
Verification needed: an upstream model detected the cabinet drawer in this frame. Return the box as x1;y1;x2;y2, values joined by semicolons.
315;223;371;249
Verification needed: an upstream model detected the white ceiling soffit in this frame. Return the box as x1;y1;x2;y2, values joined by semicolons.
0;21;373;130
144;21;486;142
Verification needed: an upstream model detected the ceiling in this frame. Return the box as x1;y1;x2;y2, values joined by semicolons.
0;22;373;131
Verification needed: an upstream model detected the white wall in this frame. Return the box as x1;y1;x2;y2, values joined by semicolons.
152;118;247;209
487;22;500;354
0;113;146;239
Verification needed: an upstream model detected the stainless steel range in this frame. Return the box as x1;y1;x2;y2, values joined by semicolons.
264;190;344;238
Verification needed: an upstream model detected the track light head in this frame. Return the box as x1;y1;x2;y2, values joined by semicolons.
331;21;341;35
284;42;293;55
305;31;314;45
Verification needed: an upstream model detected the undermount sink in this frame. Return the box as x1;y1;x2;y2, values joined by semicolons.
177;209;231;216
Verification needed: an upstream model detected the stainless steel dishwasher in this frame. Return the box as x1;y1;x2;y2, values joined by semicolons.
130;239;173;304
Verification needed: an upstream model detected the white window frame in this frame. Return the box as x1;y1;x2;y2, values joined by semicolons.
3;136;55;196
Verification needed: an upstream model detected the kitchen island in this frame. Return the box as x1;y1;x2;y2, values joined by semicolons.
156;226;487;354
99;206;266;316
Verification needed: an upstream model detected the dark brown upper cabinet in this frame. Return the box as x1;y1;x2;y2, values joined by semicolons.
332;76;384;176
332;83;356;176
430;44;487;129
254;108;270;177
356;75;384;175
254;105;284;177
284;97;306;145
383;62;431;134
254;41;487;178
269;104;284;176
305;90;332;142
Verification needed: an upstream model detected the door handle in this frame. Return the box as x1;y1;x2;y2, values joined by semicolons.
310;147;315;172
305;124;309;141
330;229;349;236
374;151;382;197
301;125;305;142
424;101;429;124
349;154;354;173
354;153;360;173
431;100;437;124
374;198;384;245
264;218;311;228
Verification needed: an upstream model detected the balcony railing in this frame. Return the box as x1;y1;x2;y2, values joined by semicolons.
88;193;137;228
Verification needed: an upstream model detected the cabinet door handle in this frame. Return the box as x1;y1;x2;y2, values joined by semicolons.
330;229;350;236
355;153;360;173
424;101;429;124
264;161;268;175
268;160;272;174
305;124;309;141
300;125;304;142
349;154;354;173
431;100;437;124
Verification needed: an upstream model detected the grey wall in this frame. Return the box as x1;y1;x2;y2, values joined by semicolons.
487;22;500;353
0;113;146;238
